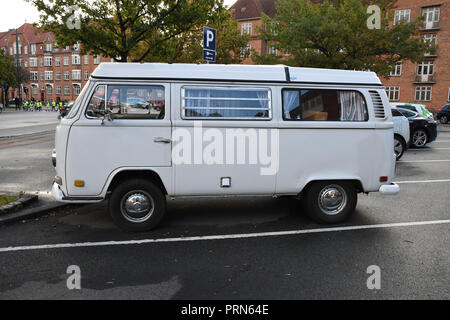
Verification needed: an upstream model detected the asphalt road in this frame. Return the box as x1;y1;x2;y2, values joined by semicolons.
0;112;448;299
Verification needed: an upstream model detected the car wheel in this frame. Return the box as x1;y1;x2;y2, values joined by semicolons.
304;181;357;224
394;135;406;161
411;129;428;148
440;115;448;124
108;179;166;232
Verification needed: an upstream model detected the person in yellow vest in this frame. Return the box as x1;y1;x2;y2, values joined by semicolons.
52;100;56;112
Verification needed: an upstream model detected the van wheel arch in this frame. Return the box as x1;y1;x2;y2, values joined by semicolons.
298;179;363;198
107;170;168;196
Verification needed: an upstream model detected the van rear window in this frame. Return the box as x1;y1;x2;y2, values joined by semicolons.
182;86;271;120
282;89;368;121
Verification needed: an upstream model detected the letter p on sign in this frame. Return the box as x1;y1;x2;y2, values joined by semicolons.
203;27;216;52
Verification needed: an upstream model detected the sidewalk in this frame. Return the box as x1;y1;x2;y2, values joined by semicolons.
0;191;67;225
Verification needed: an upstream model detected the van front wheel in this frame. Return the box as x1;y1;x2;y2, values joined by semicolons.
304;181;357;224
109;179;166;232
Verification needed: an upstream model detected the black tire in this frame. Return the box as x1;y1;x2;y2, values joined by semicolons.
394;135;406;161
440;115;448;124
411;129;428;148
108;179;166;232
304;181;357;224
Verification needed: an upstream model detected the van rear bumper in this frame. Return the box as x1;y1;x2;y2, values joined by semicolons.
378;183;400;195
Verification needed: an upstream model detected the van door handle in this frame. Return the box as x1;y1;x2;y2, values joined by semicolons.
153;137;171;144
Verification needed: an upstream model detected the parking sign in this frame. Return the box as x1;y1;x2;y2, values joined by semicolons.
203;26;216;62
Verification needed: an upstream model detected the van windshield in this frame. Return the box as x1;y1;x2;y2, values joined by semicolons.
65;82;91;119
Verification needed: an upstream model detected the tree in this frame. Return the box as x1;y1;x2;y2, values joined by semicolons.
253;0;435;76
0;51;18;105
133;8;250;63
28;0;229;62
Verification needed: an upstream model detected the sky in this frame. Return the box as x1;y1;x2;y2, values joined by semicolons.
0;0;238;32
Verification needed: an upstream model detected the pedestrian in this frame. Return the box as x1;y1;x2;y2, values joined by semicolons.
14;97;19;111
52;100;56;112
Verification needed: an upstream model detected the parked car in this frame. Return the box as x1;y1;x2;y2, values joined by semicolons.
59;101;74;118
392;108;410;160
391;102;434;120
436;104;450;124
394;107;438;148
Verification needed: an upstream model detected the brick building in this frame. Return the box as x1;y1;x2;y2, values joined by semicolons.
0;23;110;104
229;0;449;112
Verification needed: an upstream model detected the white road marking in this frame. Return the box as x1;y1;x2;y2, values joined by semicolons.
0;219;449;253
395;179;450;184
399;160;450;163
411;148;450;150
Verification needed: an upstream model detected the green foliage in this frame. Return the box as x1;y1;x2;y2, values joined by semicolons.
0;51;18;88
28;0;246;63
253;0;435;76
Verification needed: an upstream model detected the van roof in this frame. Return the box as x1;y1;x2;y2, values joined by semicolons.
91;63;382;86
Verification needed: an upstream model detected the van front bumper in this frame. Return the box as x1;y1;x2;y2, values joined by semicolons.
379;183;400;195
51;182;66;201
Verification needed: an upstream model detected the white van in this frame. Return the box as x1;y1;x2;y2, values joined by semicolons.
52;63;399;231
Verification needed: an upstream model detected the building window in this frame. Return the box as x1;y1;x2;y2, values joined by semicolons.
64;86;70;95
182;86;271;119
29;58;37;67
415;86;432;101
282;89;368;121
93;55;100;64
422;6;440;28
385;87;400;101
84;55;89;65
56;86;61;95
30;71;38;81
241;23;252;35
45;43;52;52
45;71;53;81
389;62;402;76
40;72;44;81
240;44;251;58
55;57;61;66
32;86;38;95
44;56;52;66
64;56;69;65
394;9;411;24
47;86;53;95
24;60;28;68
40;58;43;67
55;72;61;81
422;34;437;56
72;70;81;80
31;44;36;55
64;71;70;81
84;70;89;80
268;47;277;55
74;85;81;95
72;54;80;65
24;46;28;55
417;61;434;75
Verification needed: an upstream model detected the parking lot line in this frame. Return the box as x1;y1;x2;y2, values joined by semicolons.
399;160;450;163
395;179;450;184
0;219;449;253
412;148;450;150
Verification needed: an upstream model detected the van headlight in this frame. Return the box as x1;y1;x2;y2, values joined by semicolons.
52;149;56;167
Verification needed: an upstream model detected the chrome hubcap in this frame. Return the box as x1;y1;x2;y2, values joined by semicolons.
413;130;427;147
441;116;447;124
121;191;154;222
394;139;403;157
318;185;347;215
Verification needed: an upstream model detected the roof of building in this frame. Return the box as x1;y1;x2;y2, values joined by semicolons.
91;62;382;85
230;0;278;20
0;23;53;47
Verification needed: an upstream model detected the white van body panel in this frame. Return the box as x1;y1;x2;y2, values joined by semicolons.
52;63;398;202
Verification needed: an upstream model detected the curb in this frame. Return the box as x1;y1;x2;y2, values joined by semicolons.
0;193;38;215
0;197;68;226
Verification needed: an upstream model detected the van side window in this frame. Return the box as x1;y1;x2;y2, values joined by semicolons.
182;86;271;119
282;89;368;121
107;85;165;119
86;85;106;118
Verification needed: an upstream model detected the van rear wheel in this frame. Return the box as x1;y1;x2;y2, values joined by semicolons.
109;179;166;232
304;181;357;224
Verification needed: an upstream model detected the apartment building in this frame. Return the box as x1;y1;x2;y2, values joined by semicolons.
230;0;449;112
0;23;110;103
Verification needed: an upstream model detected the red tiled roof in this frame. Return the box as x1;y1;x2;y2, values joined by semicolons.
230;0;278;20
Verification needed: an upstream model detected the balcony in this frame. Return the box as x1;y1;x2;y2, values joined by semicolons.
413;74;436;84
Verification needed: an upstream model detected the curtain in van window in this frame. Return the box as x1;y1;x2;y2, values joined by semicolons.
283;90;300;120
339;91;366;121
185;88;209;117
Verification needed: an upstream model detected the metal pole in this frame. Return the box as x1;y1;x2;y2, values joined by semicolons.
15;28;22;103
